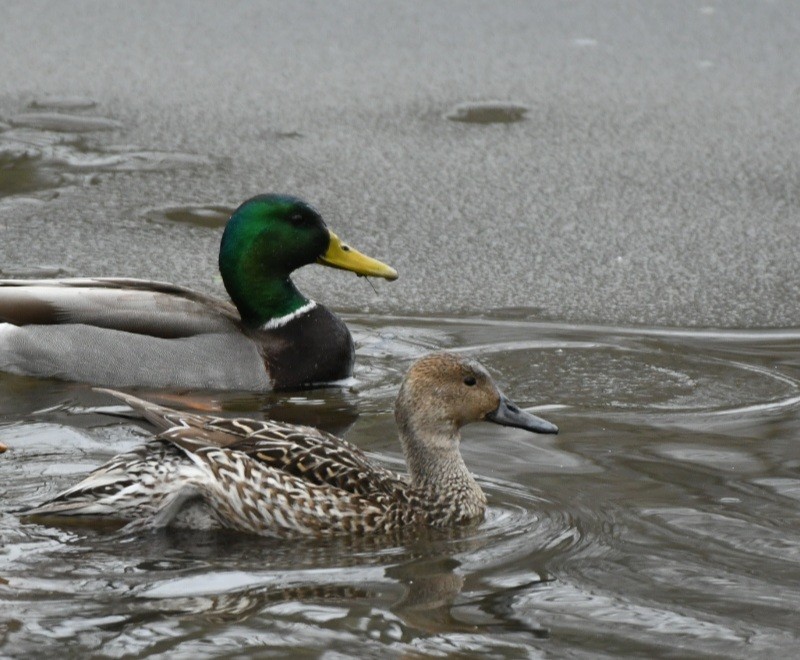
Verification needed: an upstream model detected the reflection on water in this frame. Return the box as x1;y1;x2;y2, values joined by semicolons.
2;315;799;656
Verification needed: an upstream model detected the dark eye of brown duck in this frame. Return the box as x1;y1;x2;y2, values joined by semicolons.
463;375;477;387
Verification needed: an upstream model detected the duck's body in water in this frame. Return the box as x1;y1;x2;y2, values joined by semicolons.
23;353;558;537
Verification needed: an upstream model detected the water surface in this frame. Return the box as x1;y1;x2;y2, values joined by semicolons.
2;2;800;655
2;316;799;657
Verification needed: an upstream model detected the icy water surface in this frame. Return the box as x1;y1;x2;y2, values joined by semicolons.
2;316;799;657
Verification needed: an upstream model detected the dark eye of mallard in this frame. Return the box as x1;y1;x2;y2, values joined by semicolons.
290;214;305;226
463;376;477;387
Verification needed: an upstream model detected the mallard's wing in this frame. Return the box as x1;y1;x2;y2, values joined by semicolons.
0;279;271;390
0;277;239;335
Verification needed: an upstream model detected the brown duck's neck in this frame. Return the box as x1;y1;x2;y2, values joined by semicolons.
400;430;486;516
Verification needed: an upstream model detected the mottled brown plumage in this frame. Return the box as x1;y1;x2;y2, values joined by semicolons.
23;353;558;537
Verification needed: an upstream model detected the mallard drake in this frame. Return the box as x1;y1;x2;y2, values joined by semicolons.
23;352;558;536
0;194;397;390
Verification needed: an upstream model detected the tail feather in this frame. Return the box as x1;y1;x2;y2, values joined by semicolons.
94;388;203;431
21;440;203;526
22;498;122;518
94;388;257;448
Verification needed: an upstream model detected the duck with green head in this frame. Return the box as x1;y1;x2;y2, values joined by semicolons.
0;194;397;390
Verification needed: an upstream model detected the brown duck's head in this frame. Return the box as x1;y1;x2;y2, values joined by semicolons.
394;352;558;437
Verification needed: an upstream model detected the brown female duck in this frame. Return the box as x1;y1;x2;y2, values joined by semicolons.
23;352;558;536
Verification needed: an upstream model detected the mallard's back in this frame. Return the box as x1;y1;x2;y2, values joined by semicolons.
0;194;397;391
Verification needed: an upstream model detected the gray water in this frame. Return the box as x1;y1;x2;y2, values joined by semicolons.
2;319;800;657
2;1;800;657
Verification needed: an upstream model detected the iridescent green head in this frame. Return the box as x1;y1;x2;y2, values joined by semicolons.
219;194;397;327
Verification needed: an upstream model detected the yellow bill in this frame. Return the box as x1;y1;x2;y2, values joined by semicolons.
317;231;398;281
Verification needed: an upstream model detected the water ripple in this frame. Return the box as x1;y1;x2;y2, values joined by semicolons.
350;315;800;419
2;314;800;655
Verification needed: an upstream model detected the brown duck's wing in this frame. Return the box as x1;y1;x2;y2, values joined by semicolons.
178;444;395;537
98;389;408;499
98;390;299;446
162;416;408;499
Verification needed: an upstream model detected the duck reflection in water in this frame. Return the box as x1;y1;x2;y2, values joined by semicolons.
126;528;551;639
